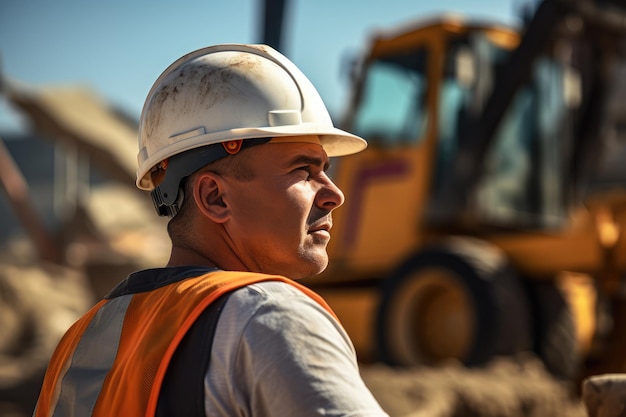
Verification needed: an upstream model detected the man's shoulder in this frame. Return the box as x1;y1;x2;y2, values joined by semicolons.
227;279;316;311
219;279;335;332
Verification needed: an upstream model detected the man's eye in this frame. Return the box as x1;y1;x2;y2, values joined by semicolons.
296;166;312;178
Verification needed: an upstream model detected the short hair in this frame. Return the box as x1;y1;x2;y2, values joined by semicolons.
167;146;255;244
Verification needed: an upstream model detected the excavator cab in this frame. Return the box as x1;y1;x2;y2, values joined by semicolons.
343;16;584;235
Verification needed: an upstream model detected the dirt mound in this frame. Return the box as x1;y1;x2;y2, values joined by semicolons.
360;354;588;417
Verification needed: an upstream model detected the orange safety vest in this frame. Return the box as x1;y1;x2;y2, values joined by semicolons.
34;269;337;417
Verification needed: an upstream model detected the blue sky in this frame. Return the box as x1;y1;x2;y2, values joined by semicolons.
0;0;523;132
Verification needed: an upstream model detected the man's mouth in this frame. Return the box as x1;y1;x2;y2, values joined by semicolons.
308;221;332;236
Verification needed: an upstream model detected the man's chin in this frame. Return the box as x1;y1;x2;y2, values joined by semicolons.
290;253;328;280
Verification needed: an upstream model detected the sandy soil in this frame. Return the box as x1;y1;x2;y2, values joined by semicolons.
360;354;588;417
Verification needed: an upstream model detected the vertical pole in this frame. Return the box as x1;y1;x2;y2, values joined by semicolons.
260;0;288;52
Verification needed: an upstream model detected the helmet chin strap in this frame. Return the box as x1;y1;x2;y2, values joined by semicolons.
150;138;272;217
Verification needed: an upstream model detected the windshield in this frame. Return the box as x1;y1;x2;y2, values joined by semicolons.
351;49;429;147
475;58;572;227
432;33;576;228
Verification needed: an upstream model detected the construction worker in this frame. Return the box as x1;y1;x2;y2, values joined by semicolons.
33;44;389;417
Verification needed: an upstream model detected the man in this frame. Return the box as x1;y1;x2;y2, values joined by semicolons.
34;44;389;416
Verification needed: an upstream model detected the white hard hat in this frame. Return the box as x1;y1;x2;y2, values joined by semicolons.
136;44;367;194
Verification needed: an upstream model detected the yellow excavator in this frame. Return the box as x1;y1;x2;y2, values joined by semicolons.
303;0;626;381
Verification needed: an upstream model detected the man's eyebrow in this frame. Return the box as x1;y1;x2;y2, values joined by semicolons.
286;154;330;171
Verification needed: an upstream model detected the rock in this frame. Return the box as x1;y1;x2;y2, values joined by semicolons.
583;373;626;417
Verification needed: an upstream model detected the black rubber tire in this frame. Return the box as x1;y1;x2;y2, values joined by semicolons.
524;279;581;381
376;237;532;367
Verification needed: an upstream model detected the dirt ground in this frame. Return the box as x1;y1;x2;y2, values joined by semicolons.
360;354;588;417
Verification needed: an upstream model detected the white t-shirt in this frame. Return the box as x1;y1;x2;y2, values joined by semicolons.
205;280;389;417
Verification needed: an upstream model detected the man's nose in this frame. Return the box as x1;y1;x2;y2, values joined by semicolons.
316;175;345;210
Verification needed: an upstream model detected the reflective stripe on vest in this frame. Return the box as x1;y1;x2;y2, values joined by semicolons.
34;270;337;417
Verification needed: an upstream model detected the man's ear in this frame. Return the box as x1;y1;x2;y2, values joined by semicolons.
193;172;230;223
